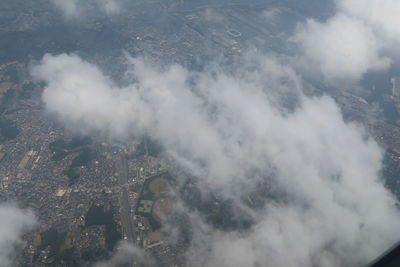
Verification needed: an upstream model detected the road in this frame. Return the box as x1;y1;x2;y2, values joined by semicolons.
115;153;135;244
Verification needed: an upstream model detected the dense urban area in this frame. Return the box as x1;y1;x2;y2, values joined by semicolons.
1;0;400;266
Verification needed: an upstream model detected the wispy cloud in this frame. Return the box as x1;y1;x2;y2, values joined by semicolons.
94;242;154;267
50;0;121;19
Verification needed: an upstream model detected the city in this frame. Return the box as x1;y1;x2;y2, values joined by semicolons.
1;0;400;266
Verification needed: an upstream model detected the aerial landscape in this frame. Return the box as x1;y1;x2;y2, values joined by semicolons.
1;0;400;266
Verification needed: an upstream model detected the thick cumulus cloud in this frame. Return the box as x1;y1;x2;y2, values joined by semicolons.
0;204;37;267
337;0;400;46
32;53;400;267
51;0;121;18
293;14;390;82
293;0;400;83
31;54;151;139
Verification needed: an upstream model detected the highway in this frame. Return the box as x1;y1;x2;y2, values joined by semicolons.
115;153;135;244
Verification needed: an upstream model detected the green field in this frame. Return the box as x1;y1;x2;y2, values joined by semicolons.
135;173;175;228
149;177;169;195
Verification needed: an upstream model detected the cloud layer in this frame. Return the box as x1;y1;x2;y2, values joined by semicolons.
0;204;37;267
293;0;400;83
31;52;400;266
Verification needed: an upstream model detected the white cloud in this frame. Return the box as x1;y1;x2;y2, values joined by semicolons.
293;0;400;83
51;0;80;18
337;0;400;45
293;14;390;83
262;8;281;23
31;54;152;140
0;204;37;267
98;0;121;15
50;0;121;18
203;8;225;23
31;53;400;267
94;242;153;267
